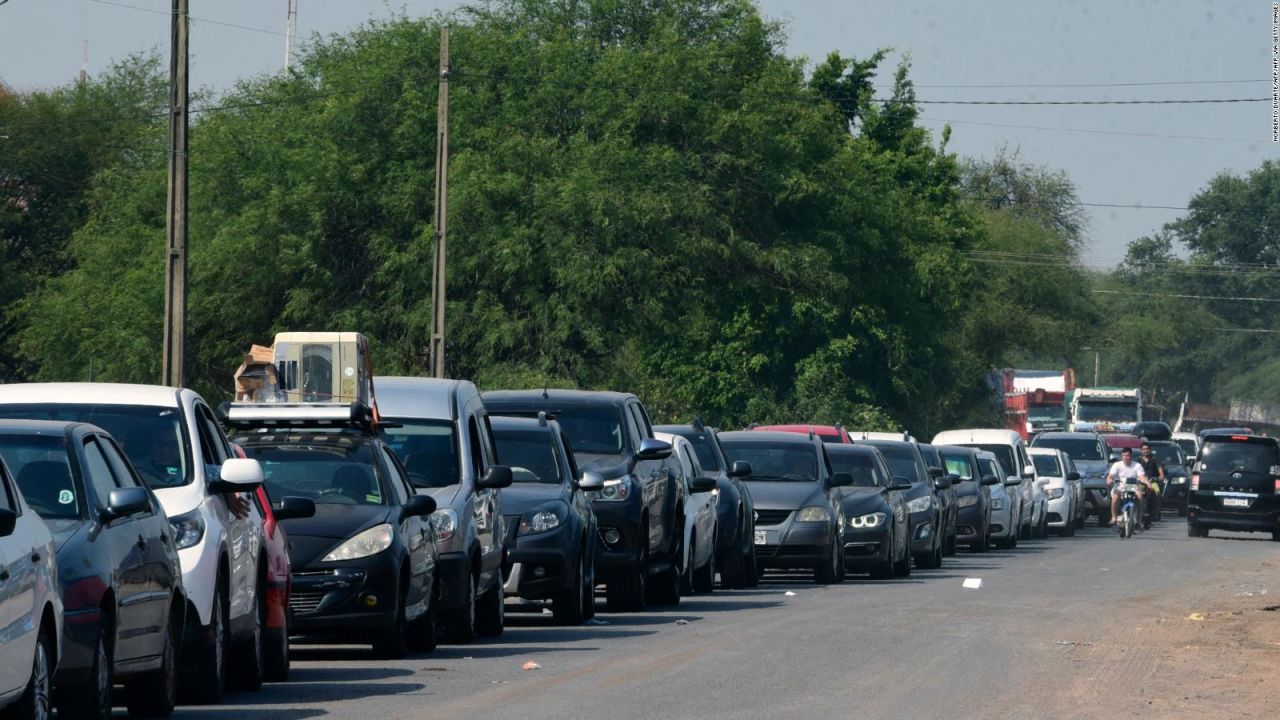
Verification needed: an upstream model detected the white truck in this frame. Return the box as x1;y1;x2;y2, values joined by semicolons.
1068;387;1142;433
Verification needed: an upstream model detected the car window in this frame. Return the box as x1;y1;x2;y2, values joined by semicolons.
627;405;647;446
0;469;14;513
381;420;460;489
98;436;142;489
1033;436;1107;461
633;403;655;437
198;404;231;463
493;429;562;485
467;417;486;483
1199;440;1280;474
864;442;923;483
972;445;1016;478
0;434;78;519
241;441;386;506
939;451;976;480
82;437;122;508
682;445;703;479
193;408;221;467
1031;454;1062;476
827;451;880;487
721;442;818;482
379;447;410;505
560;432;581;481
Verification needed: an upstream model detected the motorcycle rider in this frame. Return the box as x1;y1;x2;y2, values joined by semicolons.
1107;447;1152;527
1137;441;1165;527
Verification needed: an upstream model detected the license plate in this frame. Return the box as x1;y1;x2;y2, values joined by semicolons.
754;530;767;545
1223;497;1250;508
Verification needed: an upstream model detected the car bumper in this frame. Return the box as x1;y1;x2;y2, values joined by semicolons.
908;511;936;554
591;493;645;580
1046;495;1071;526
1188;493;1280;532
755;521;833;568
502;525;578;600
288;553;402;635
1083;488;1111;516
841;525;891;567
955;506;986;543
1164;483;1189;503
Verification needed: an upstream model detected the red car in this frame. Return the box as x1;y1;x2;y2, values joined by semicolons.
751;424;851;444
233;444;314;681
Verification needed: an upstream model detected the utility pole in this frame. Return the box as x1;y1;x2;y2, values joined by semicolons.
162;0;188;388
284;0;297;70
1093;351;1100;387
428;27;450;378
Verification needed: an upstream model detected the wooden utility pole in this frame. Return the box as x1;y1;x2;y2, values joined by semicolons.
429;27;450;378
285;0;297;70
162;0;189;388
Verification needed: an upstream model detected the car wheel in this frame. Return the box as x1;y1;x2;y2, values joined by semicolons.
744;543;760;587
183;585;227;704
719;533;748;590
1271;530;1280;542
892;527;912;577
230;576;265;691
125;604;178;718
815;535;838;584
263;594;290;683
606;543;647;613
11;622;52;720
680;536;695;596
476;570;505;638
692;537;716;593
1187;522;1201;538
647;530;683;606
407;582;439;652
372;583;408;660
869;540;894;579
444;572;478;643
553;556;587;625
57;625;111;720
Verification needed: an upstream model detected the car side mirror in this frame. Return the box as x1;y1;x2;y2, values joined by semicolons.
933;476;951;490
102;487;150;523
1186;456;1196;466
1003;476;1022;486
1066;471;1081;482
479;465;513;489
577;471;605;491
829;472;854;488
210;458;263;494
690;475;717;493
401;493;437;519
635;438;673;462
928;466;944;478
980;474;1000;486
888;476;913;491
272;496;316;521
0;507;15;537
728;460;752;478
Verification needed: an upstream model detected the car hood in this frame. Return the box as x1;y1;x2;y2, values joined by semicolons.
744;481;826;510
280;503;393;541
1076;460;1109;487
501;484;565;516
840;488;888;515
421;484;462;508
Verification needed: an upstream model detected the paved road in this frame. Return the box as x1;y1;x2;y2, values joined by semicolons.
174;520;1277;720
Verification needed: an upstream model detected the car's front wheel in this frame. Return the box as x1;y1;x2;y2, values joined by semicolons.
444;572;478;643
553;555;587;625
56;625;111;720
230;576;265;691
407;582;439;652
125;604;178;718
476;571;505;638
183;585;228;704
606;543;647;613
10;622;52;720
371;582;408;660
692;535;716;593
263;593;290;682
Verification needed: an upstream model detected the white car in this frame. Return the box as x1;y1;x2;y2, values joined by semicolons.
655;433;719;594
1171;431;1200;463
0;383;265;704
976;451;1018;549
932;429;1036;540
0;455;62;720
1029;447;1082;537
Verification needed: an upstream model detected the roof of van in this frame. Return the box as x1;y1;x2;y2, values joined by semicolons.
481;389;635;408
0;383;184;408
931;429;1022;445
374;377;474;420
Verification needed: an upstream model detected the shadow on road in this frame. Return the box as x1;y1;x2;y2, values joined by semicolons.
174;709;327;720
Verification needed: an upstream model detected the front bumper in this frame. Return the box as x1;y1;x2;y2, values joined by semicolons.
590;492;644;580
755;519;834;569
908;510;936;554
288;553;401;636
502;525;577;600
1083;487;1111;517
841;525;891;567
1046;494;1071;527
955;505;986;543
1188;492;1280;533
1163;482;1189;504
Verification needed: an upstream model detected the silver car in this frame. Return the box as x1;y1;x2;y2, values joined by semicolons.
976;451;1018;550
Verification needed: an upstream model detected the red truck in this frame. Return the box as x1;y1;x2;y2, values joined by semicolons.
1001;369;1076;441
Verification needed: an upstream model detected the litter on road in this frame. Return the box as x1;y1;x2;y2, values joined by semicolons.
962;578;983;589
522;661;542;671
784;591;797;597
675;619;689;625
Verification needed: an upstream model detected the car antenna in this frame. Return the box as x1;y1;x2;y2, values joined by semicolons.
809;426;816;441
541;385;549;400
692;416;706;433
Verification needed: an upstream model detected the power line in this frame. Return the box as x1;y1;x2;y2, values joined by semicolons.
1092;289;1280;303
918;116;1260;144
887;79;1268;90
89;0;285;37
911;97;1268;106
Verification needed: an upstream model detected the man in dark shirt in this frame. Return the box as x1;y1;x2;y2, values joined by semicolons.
1138;442;1165;528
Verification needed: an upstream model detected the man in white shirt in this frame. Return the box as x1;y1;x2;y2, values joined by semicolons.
1107;447;1151;526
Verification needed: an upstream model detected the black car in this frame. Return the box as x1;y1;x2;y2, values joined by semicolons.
1149;440;1191;516
1032;431;1110;527
854;439;945;569
1187;433;1280;540
227;406;440;659
481;391;680;611
718;431;851;583
937;446;999;552
490;414;600;625
1134;421;1172;441
0;420;184;719
825;444;911;578
653;419;757;589
916;443;959;556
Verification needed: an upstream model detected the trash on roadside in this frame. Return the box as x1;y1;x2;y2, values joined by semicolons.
586;618;610;625
541;608;553;615
962;578;983;589
675;619;689;625
1186;612;1206;621
522;661;542;671
1055;640;1091;646
784;591;797;597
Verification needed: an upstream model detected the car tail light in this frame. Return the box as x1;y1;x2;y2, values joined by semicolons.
1232;435;1249;441
1191;473;1199;491
1274;479;1280;493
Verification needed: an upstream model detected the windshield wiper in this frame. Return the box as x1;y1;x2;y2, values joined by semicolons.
746;474;793;482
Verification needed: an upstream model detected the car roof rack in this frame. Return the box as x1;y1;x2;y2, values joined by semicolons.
537;410;548;427
220;400;394;432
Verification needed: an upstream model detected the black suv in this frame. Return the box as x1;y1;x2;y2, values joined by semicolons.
481;390;681;611
1188;433;1280;540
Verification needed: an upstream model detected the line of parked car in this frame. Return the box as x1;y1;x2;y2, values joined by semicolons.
1;378;1267;720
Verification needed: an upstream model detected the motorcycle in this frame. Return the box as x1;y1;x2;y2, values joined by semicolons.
1116;486;1140;539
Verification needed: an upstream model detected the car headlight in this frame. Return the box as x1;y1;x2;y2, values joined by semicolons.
906;496;933;513
431;508;458;543
169;510;205;550
519;503;567;536
848;512;886;529
991;497;1006;510
1046;488;1065;500
322;523;394;562
796;506;830;523
1170;477;1186;484
592;478;631;502
957;495;978;508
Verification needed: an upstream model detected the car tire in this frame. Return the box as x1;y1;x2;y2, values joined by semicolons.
692;538;716;593
263;598;290;683
1187;522;1201;538
57;625;111;720
125;604;178;718
744;543;759;588
719;534;748;589
679;536;695;596
444;572;478;643
647;530;683;606
815;535;839;584
869;543;895;578
476;571;505;638
1271;530;1280;542
407;582;439;652
606;544;647;613
183;585;228;705
10;622;52;720
892;526;912;576
972;530;989;553
372;583;408;660
553;556;587;626
230;576;265;692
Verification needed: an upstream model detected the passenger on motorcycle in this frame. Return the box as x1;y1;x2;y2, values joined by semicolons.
1137;442;1165;527
1107;447;1152;526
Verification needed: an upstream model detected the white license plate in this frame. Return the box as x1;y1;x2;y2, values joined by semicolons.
1223;497;1250;508
754;530;767;545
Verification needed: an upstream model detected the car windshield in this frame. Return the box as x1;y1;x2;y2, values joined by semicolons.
721;442;817;482
1148;444;1182;466
553;407;627;460
939;452;975;480
978;458;1001;481
1198;440;1280;475
1174;439;1197;457
1032;454;1062;476
1034;437;1104;462
972;445;1016;478
380;420;459;489
1076;402;1137;422
827;452;879;487
493;430;561;485
240;442;386;505
866;443;920;482
0;434;80;520
0;403;190;488
679;433;722;471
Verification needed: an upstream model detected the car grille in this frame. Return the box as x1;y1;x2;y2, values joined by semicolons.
755;544;780;558
289;590;326;614
754;509;792;526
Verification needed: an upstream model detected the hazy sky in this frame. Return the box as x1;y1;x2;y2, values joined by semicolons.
2;1;1275;266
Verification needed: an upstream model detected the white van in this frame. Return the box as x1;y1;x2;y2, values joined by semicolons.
931;429;1036;540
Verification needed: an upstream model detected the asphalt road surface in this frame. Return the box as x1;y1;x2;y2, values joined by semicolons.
174;520;1279;720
